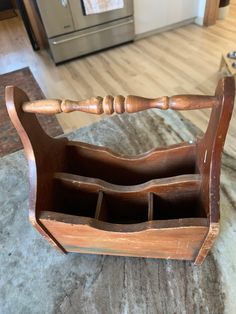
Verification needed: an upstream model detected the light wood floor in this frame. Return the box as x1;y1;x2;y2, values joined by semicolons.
0;3;236;157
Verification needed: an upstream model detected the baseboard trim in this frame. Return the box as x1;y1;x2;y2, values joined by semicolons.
194;17;204;26
135;18;196;40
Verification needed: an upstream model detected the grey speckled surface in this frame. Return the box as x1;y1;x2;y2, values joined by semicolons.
0;110;235;314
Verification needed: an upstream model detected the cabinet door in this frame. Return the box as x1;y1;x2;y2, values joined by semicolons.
134;0;168;35
36;0;75;38
134;0;198;35
166;0;198;25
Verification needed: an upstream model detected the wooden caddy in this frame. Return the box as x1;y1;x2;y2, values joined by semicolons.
5;77;235;265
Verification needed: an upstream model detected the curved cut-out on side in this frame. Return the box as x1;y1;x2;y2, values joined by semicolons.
54;172;201;194
66;141;197;185
40;210;208;232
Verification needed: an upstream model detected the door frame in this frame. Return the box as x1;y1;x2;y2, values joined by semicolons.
204;0;220;26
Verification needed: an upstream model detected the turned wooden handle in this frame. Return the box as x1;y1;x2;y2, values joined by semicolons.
22;95;218;115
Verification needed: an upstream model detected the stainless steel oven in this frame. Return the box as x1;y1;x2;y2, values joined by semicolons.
36;0;134;63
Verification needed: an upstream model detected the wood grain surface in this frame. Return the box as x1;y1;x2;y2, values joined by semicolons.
5;77;234;266
22;94;218;114
1;5;236;312
0;109;229;314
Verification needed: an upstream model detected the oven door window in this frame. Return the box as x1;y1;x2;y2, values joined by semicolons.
69;0;133;31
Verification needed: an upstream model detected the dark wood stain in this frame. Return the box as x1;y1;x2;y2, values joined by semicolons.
5;76;235;265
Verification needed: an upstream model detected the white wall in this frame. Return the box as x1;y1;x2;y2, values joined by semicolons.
197;0;207;17
195;0;207;25
134;0;199;35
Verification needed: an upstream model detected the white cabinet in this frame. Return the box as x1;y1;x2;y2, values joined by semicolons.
167;0;198;25
134;0;167;35
134;0;199;35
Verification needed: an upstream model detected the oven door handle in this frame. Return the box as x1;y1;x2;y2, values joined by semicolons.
52;19;134;45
